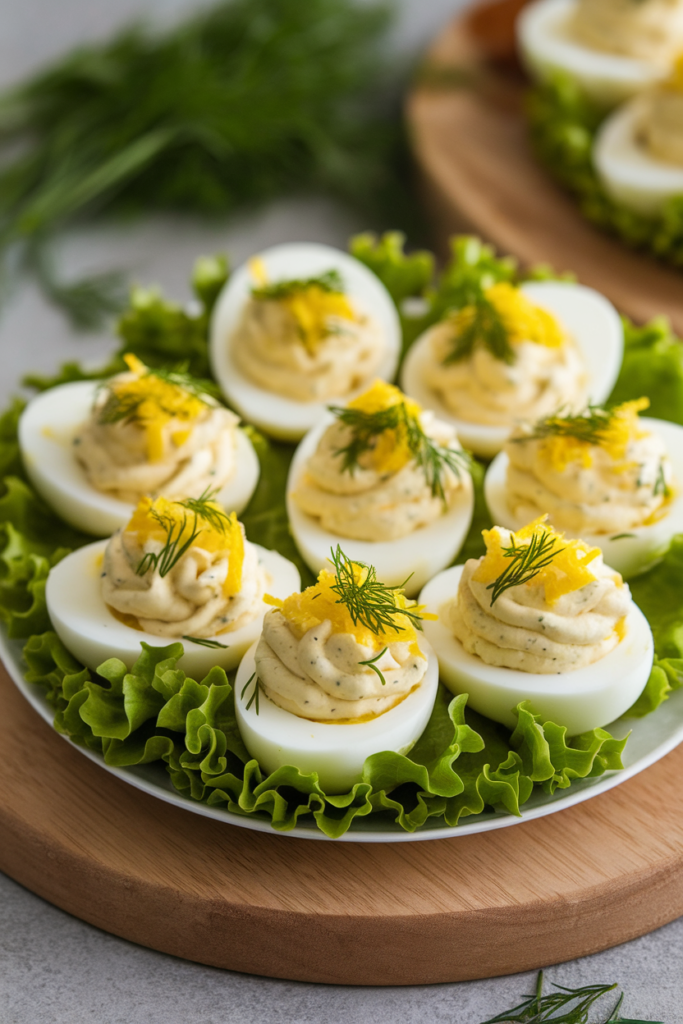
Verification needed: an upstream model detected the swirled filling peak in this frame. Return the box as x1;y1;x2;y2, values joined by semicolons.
639;56;683;166
424;284;586;426
74;355;239;502
448;518;631;674
102;492;265;638
571;0;683;64
253;548;433;721
231;261;385;402
505;399;674;533
292;380;469;540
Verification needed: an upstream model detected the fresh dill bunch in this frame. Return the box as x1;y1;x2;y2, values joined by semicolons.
97;363;217;427
515;404;617;446
329;545;425;636
251;270;344;302
443;290;515;366
329;401;471;502
487;529;564;605
479;968;655;1023
136;489;230;578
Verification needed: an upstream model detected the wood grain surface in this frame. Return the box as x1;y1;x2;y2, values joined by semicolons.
2;661;683;985
407;0;683;335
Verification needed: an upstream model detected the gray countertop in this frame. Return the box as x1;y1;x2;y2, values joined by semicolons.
1;1;682;1020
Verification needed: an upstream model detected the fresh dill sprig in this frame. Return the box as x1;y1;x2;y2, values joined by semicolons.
479;969;657;1023
487;529;563;605
443;290;515;366
358;647;388;685
251;269;344;301
97;363;216;427
513;404;617;447
329;401;471;502
241;672;260;714
329;545;424;636
135;488;229;578
182;636;229;649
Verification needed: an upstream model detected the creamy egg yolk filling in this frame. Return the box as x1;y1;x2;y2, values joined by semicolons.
424;283;587;427
638;57;683;166
74;355;240;502
293;380;467;542
253;556;431;722
505;398;675;534
231;260;385;402
447;517;632;674
570;0;683;64
102;495;266;639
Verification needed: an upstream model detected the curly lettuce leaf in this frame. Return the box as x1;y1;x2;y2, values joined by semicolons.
527;73;683;266
23;633;627;837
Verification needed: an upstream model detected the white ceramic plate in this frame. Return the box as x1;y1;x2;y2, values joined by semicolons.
4;626;683;843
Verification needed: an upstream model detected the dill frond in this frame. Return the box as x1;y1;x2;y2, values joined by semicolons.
487;530;564;605
241;672;260;714
329;401;471;501
329;546;425;636
358;646;388;685
478;968;650;1024
443;291;515;366
182;635;229;649
135;488;230;578
251;270;344;301
97;363;216;427
514;404;617;447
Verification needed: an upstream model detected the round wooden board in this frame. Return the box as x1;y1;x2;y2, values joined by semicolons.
3;662;683;985
407;0;683;335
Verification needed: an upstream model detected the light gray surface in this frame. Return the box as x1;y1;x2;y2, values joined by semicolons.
1;1;682;1020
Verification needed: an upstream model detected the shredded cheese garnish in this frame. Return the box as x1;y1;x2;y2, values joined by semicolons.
473;516;602;605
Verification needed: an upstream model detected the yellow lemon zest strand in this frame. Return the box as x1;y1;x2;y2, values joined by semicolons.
110;355;205;463
542;397;650;473
248;256;269;287
125;496;244;596
265;565;433;655
454;282;565;349
282;285;356;354
345;380;423;476
473;516;602;606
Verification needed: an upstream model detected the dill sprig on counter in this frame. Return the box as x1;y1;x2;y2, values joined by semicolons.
97;364;217;427
487;530;564;605
479;969;657;1023
136;488;230;578
329;402;471;502
329;546;425;636
443;290;515;366
513;404;617;447
251;270;344;302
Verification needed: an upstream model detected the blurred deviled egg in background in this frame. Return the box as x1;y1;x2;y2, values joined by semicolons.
518;0;683;107
19;355;260;536
400;281;622;459
209;242;401;441
286;380;474;595
46;492;300;678
485;398;683;578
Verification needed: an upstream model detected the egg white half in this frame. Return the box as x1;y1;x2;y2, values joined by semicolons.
234;636;439;794
286;413;475;597
45;541;300;679
209;242;401;442
594;95;683;216
484;417;683;580
400;282;624;460
419;564;653;736
517;0;668;107
19;380;261;537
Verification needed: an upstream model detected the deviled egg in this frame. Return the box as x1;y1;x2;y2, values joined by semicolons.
286;380;474;595
234;548;439;793
420;517;653;736
19;355;260;536
518;0;683;107
209;242;401;441
46;492;300;679
485;399;683;578
400;281;622;459
594;60;683;215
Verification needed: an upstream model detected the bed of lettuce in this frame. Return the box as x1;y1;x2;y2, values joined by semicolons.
4;233;683;837
527;74;683;267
